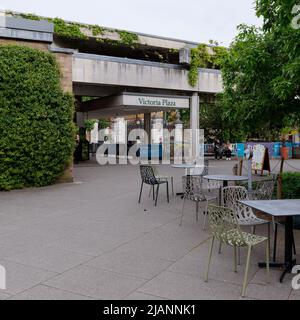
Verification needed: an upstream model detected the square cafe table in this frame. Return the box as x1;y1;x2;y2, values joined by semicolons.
240;199;300;282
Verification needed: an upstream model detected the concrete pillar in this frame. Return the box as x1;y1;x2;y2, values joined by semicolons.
144;113;151;144
76;112;85;127
190;92;200;159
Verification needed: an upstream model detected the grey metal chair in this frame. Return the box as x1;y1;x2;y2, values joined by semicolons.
251;176;297;262
190;159;209;176
180;175;217;229
139;165;169;206
148;165;174;197
205;204;270;297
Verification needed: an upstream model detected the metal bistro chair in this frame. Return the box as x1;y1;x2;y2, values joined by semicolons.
252;176;277;202
148;165;174;198
222;186;271;263
251;176;277;229
223;186;271;237
205;204;270;297
138;165;169;206
190;159;209;176
250;177;296;263
180;175;217;229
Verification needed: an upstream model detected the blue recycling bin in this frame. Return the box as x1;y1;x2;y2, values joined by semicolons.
273;142;281;158
236;143;245;158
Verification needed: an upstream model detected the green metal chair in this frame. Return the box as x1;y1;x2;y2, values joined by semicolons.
205;204;270;297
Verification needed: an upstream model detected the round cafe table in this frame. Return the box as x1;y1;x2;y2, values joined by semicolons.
203;175;248;205
203;175;248;188
171;164;196;196
171;163;197;176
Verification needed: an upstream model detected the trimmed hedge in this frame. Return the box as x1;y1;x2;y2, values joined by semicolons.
281;172;300;199
0;45;75;190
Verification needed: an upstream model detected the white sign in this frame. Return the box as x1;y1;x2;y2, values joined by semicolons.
123;95;189;110
251;144;266;171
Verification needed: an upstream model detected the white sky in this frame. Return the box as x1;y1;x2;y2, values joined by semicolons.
0;0;262;46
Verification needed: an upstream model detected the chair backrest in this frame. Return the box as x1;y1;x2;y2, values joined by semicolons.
223;186;257;224
190;159;209;176
150;165;159;177
182;175;206;201
207;204;246;246
140;165;158;185
253;177;276;200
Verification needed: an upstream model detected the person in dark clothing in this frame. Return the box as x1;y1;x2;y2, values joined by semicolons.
213;139;222;160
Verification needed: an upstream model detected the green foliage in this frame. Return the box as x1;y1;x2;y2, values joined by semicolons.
9;12;139;47
188;44;228;86
256;0;299;31
117;31;138;47
84;119;98;131
219;19;299;141
90;25;105;36
51;18;88;39
19;13;41;21
281;172;300;199
98;119;110;129
0;45;75;190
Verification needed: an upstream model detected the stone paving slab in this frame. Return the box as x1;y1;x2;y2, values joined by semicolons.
0;159;298;300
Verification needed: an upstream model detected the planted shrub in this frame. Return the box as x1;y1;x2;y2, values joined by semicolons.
281;172;300;199
0;45;75;190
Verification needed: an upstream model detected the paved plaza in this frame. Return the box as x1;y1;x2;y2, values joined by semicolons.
0;159;299;300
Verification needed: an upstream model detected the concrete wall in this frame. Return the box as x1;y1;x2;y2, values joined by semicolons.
73;54;223;94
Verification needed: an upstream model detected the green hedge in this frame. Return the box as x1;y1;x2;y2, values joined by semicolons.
0;45;75;190
281;172;300;199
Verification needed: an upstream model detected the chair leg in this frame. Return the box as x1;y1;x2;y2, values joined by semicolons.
218;242;222;254
155;184;160;206
292;230;297;255
238;247;241;265
202;201;209;230
179;197;186;226
267;223;271;258
205;237;215;282
273;223;278;262
196;202;199;221
242;245;252;297
153;185;155;201
138;182;144;203
234;246;238;273
166;182;169;203
272;216;276;231
171;177;174;196
266;240;270;283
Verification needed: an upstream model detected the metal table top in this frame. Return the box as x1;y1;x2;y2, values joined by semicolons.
203;175;248;182
240;200;300;217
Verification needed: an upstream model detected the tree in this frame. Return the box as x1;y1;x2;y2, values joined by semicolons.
219;1;300;141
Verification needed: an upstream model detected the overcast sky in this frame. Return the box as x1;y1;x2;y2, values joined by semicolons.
0;0;262;45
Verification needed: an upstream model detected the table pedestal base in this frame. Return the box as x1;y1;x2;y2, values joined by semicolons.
258;259;297;282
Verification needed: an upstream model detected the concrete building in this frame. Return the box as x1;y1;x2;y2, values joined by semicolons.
0;12;223;175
